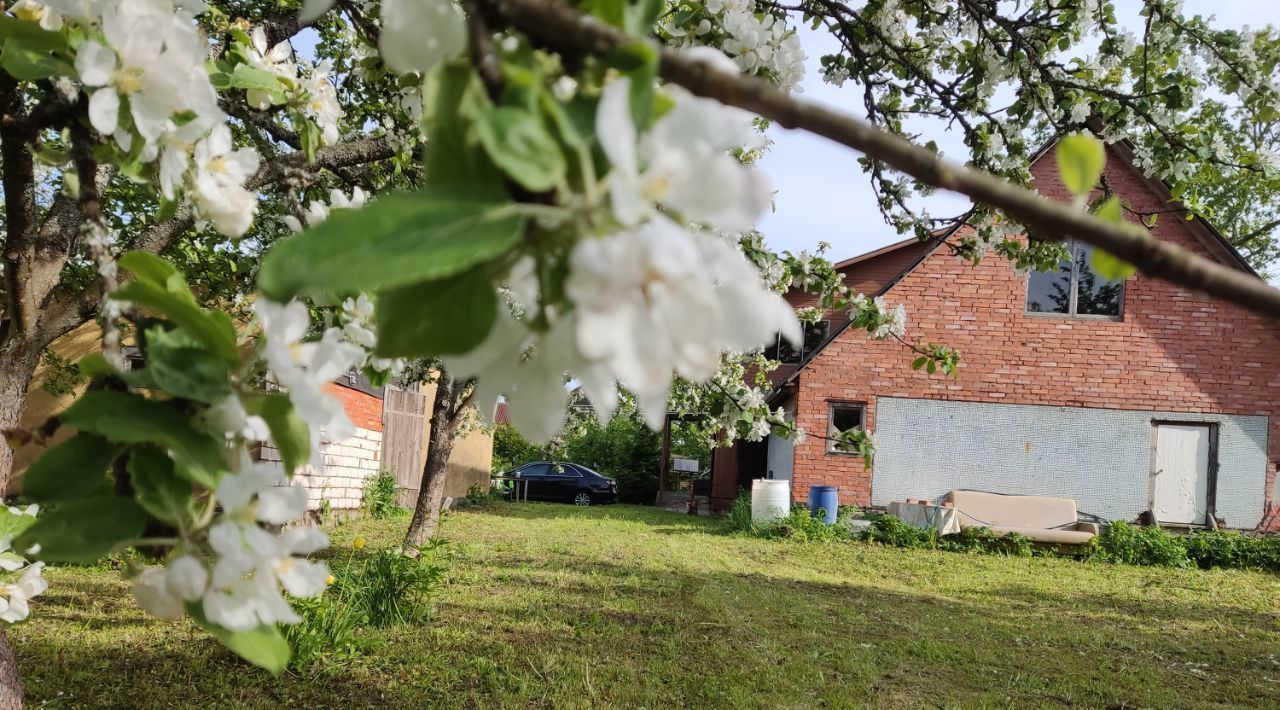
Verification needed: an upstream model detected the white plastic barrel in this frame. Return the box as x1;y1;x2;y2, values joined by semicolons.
751;479;791;523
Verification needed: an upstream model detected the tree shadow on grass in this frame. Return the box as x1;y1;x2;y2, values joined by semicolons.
13;543;1280;708
459;501;723;534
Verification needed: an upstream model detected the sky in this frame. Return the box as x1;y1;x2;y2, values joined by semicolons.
756;1;1279;261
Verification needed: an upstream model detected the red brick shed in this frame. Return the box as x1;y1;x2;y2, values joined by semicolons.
712;139;1280;531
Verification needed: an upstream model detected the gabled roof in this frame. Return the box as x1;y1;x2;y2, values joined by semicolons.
768;131;1263;398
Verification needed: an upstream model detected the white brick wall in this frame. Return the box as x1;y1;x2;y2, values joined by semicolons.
257;426;384;511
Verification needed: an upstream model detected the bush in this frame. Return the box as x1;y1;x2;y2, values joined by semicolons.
282;592;364;671
1183;530;1280;570
1091;524;1280;572
731;497;1280;572
726;493;856;542
859;514;1032;557
284;541;446;671
330;543;445;627
362;471;400;519
940;525;1034;557
563;414;661;504
1092;520;1192;568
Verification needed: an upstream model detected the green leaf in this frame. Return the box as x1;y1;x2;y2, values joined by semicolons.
227;64;288;97
475;107;566;192
244;393;311;476
118;251;177;284
1;42;63;81
374;268;498;357
1092;194;1123;222
0;14;71;53
78;352;117;380
21;433;120;503
1088;196;1137;279
113;252;240;365
187;603;291;674
0;553;28;570
257;187;523;301
0;508;37;540
1091;247;1137;280
607;41;659;129
61;391;226;488
16;497;149;564
1056;133;1106;197
911;356;928;371
422;62;503;185
128;447;194;526
143;326;233;403
623;0;664;37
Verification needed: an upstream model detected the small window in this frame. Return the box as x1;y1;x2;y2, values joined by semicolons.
803;320;830;357
764;319;831;364
826;403;865;454
560;465;583;478
1026;238;1124;317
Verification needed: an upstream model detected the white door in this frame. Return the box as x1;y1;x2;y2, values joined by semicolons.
766;431;794;481
1152;424;1211;525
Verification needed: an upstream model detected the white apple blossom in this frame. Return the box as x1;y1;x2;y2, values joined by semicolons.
301;60;344;145
202;395;270;442
201;458;328;631
378;0;468;75
132;555;208;619
75;0;220;144
0;563;48;624
597;77;769;232
668;0;806;92
245;27;296;110
11;0;64;29
567;217;801;429
254;299;364;460
191;125;261;238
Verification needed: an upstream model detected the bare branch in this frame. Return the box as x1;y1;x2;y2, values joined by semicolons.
482;0;1280;320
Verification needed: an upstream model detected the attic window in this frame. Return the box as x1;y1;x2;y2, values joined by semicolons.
763;320;830;364
1026;238;1124;317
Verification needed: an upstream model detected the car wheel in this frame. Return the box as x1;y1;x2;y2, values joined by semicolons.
573;491;592;506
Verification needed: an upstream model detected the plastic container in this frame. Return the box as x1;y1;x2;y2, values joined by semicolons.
808;485;839;524
751;479;790;524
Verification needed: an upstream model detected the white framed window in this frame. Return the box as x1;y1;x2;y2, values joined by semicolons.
826;402;866;454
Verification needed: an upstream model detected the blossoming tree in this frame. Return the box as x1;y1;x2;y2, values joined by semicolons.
2;0;1280;705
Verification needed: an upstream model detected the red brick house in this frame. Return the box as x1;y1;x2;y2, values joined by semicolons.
711;139;1280;531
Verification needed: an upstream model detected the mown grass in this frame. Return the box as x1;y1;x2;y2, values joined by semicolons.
10;503;1280;708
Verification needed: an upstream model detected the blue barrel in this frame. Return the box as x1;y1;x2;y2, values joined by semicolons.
807;485;839;524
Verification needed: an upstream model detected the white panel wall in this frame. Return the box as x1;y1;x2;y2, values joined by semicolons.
871;397;1268;528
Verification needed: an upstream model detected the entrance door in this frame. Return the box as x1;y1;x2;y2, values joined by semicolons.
382;386;426;507
766;431;794;481
1151;423;1213;525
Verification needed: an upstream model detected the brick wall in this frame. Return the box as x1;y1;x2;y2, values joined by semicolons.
790;144;1280;528
327;382;383;432
259;382;385;511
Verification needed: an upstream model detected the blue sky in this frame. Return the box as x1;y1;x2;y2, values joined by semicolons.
756;1;1276;260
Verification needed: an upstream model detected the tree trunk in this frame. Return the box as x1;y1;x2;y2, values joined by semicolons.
0;346;41;498
0;628;24;709
403;373;459;552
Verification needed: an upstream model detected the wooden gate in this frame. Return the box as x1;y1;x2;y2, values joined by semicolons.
381;386;426;507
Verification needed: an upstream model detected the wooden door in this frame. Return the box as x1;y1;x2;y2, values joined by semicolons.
382;386;426;507
1151;423;1212;525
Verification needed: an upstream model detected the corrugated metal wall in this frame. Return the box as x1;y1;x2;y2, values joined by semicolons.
871;397;1269;527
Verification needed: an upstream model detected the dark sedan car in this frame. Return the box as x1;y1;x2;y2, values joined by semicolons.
502;461;618;506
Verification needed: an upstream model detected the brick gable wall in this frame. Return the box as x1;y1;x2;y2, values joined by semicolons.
790;144;1280;527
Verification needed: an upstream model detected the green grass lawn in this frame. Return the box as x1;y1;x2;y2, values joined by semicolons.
10;503;1280;708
